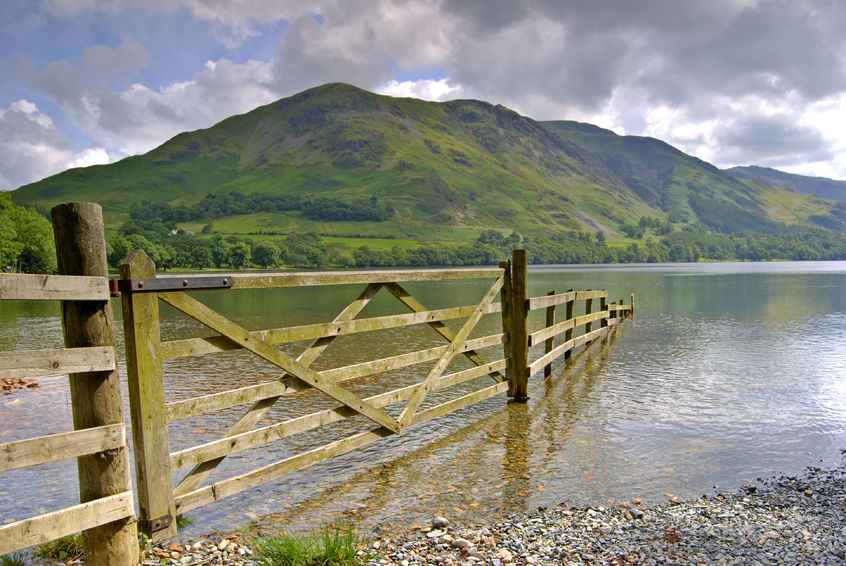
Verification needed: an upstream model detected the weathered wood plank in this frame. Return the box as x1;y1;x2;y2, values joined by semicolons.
509;250;529;401
528;338;575;376
384;282;505;382
173;284;383;497
120;251;177;541
528;310;609;346
153;268;503;291
160;292;400;433
175;379;509;514
526;290;576;311
0;273;109;301
575;289;608;300
0;346;115;379
563;290;575;361
528;326;609;375
0;491;134;555
175;429;393;513
166;333;503;421
160;302;502;360
0;424;125;472
543;290;556;378
412;381;509;425
397;274;504;427
170;359;506;470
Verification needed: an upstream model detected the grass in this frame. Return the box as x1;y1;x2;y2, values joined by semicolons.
176;514;194;529
1;554;26;566
254;525;361;566
34;534;84;563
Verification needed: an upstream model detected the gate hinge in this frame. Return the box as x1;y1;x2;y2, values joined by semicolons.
141;514;173;534
113;276;233;293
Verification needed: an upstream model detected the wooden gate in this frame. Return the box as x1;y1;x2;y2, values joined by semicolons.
119;252;511;540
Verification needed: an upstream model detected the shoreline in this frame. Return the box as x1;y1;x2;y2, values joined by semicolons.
141;456;846;565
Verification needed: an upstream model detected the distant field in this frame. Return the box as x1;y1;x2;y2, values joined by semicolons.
179;211;511;245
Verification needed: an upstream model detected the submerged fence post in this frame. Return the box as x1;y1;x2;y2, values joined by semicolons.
499;259;514;396
544;290;556;378
51;203;139;566
509;249;529;401
564;289;575;361
120;250;178;540
630;293;636;319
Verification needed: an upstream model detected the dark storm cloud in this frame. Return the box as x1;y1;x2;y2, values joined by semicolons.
714;113;834;167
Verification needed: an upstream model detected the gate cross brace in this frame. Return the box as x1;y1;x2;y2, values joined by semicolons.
397;275;504;427
166;283;388;495
383;282;506;384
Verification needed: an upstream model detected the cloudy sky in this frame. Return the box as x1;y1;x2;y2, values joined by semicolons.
3;0;846;190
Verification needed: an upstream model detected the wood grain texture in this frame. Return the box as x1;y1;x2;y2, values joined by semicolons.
160;302;501;360
166;333;503;421
0;424;125;472
173;284;383;497
119;250;176;541
0;346;114;379
0;273;108;301
51;202;138;563
0;491;134;555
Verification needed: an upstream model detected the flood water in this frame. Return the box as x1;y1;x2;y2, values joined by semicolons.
2;261;846;537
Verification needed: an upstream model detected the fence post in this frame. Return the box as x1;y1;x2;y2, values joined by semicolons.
499;260;514;397
563;289;574;361
51;203;138;566
600;295;608;335
584;293;594;346
509;249;529;401
120;250;178;540
544;290;556;378
630;293;636;319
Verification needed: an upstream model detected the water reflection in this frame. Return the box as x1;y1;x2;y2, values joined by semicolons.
3;262;846;538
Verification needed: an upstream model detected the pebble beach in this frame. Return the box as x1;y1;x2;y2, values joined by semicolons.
143;457;846;566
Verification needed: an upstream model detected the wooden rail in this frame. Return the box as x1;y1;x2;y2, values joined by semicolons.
0;203;137;564
118;251;512;540
116;247;633;539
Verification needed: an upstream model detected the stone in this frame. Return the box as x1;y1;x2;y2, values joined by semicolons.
433;516;450;529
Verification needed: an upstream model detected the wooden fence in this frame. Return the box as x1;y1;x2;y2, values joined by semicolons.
0;201;634;563
0;204;138;565
120;248;632;541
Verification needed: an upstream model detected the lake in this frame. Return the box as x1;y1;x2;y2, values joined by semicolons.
2;261;846;537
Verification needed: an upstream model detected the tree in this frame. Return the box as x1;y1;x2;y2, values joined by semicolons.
252;242;279;268
0;194;56;273
230;241;252;269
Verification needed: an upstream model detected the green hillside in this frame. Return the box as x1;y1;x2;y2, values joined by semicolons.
13;83;844;248
728;165;846;204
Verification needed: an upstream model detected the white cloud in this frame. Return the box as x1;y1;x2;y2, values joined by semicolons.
0;100;110;190
377;78;463;101
48;58;278;157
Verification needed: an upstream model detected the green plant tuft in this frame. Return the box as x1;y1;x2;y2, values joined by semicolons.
1;554;27;566
255;525;361;566
34;534;84;562
176;514;194;529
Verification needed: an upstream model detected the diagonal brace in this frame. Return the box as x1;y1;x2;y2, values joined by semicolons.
160;292;400;434
172;283;383;495
384;282;505;383
397;275;504;428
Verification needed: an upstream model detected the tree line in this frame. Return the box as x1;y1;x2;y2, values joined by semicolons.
7;190;846;273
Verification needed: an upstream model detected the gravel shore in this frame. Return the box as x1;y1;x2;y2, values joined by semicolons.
146;459;846;565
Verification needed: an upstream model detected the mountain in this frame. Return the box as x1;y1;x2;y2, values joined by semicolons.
11;83;844;247
728;165;846;203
